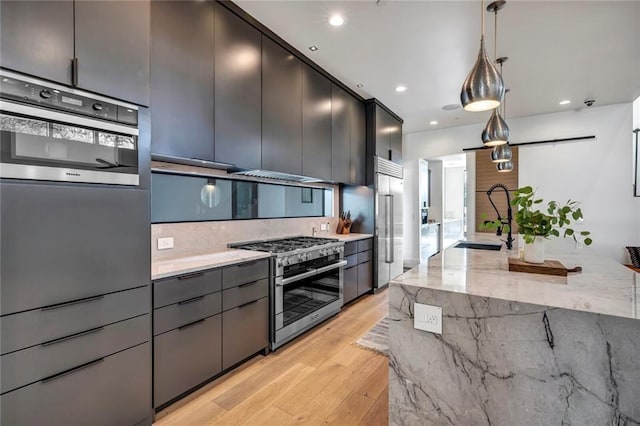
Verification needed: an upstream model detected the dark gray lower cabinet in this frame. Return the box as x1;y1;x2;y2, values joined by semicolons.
1;342;151;426
222;297;268;370
154;314;222;407
343;266;358;304
342;239;373;304
357;261;373;296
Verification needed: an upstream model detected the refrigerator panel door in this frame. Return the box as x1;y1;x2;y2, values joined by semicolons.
375;173;390;288
389;176;404;281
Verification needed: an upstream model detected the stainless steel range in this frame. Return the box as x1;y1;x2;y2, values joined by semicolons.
230;236;346;350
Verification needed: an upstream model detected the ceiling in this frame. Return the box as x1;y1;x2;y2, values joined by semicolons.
235;0;640;134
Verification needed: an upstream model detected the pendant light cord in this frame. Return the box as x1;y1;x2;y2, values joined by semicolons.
494;9;498;60
481;0;485;40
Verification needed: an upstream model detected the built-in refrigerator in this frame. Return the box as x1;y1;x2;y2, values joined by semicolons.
375;157;404;289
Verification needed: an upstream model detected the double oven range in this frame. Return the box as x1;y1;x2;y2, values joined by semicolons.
230;236;346;350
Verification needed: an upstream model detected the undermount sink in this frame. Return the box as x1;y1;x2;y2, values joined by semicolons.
453;241;503;251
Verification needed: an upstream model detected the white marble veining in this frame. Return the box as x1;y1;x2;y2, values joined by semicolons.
391;234;639;320
152;249;271;280
389;286;640;426
328;233;373;242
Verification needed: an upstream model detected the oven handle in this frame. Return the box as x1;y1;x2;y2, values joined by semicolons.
277;269;318;286
0;100;139;136
315;260;348;275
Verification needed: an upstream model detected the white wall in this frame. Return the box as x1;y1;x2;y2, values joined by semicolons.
404;102;639;263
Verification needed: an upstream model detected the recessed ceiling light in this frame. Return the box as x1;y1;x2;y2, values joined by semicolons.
430;120;438;126
559;100;571;105
442;104;461;111
308;45;318;52
356;84;364;88
395;85;407;93
329;15;344;26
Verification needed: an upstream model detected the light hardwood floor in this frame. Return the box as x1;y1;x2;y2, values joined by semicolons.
155;290;389;426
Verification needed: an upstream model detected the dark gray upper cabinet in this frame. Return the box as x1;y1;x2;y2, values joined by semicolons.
262;36;302;175
389;114;403;165
0;1;74;84
150;0;215;161
75;0;150;105
374;105;391;160
331;84;351;183
349;96;366;185
214;4;262;170
368;101;403;165
302;65;332;181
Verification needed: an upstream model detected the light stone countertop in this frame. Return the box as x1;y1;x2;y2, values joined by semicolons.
391;233;639;320
152;250;271;280
328;233;374;242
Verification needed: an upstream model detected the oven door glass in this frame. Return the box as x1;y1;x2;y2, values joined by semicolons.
281;267;342;328
0;112;138;174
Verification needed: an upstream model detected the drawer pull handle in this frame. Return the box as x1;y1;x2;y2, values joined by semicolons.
41;357;104;384
178;318;206;330
41;326;105;347
178;295;205;305
178;272;205;280
41;294;104;311
238;280;260;288
237;300;258;309
237;260;259;268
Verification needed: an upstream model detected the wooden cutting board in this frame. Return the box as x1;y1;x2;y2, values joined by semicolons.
508;258;568;277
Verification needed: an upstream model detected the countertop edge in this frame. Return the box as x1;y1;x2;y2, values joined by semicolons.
152;250;272;281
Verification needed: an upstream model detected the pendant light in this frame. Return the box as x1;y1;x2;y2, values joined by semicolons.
460;0;505;112
491;86;513;166
497;160;513;172
482;2;509;145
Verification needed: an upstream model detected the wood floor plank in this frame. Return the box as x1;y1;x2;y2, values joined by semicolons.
215;363;315;425
324;391;377;425
359;385;389;426
154;290;389;426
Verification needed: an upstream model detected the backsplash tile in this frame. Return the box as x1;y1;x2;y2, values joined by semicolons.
151;217;340;261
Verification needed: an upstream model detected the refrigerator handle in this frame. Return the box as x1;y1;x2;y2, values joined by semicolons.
385;194;393;264
389;194;394;264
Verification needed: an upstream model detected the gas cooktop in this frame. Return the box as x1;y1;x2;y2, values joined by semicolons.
229;236;340;254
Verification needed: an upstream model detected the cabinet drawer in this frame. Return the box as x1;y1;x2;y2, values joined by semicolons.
358;250;373;264
343;266;358;305
1;342;151;426
154;269;222;308
344;241;358;256
357;261;373;296
154;292;222;336
345;254;358;268
1;286;149;355
222;259;269;290
222;297;268;370
154;314;221;408
1;314;149;394
222;278;268;311
357;238;373;252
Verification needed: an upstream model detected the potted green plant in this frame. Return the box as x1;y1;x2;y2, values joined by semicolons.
482;186;592;263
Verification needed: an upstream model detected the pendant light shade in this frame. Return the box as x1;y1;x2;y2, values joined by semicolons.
491;143;512;162
496;160;513;172
482;107;509;146
460;38;505;112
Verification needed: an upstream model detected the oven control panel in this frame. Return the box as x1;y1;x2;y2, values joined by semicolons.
0;71;137;126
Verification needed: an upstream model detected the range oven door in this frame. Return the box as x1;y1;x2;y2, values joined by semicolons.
0;101;139;185
274;259;346;347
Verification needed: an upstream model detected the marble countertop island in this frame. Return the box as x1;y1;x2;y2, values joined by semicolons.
391;234;638;320
389;235;640;426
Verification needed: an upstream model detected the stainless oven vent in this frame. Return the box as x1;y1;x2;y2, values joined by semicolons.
231;169;324;183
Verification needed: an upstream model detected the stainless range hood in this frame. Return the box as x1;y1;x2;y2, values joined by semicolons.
231;169;325;184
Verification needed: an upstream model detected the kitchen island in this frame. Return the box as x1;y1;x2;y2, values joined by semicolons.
389;235;639;425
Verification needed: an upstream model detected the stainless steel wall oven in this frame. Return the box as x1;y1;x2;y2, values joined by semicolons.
0;69;139;185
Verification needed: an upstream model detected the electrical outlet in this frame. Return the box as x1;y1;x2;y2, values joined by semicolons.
157;237;174;250
414;303;442;334
320;223;328;231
